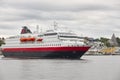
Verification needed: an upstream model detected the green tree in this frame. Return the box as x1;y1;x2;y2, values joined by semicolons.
0;38;5;46
100;37;110;47
116;37;120;46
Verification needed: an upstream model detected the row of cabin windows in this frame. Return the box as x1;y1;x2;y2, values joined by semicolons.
37;44;80;47
20;42;62;46
43;32;75;36
44;33;57;36
38;33;79;38
38;33;57;37
38;44;62;46
8;42;80;47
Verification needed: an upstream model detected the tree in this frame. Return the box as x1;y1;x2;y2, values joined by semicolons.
100;37;110;47
0;38;5;46
116;37;120;46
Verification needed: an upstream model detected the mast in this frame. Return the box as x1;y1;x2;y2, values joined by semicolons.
36;25;39;33
53;21;58;30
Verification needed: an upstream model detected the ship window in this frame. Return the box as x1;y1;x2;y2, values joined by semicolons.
38;35;43;37
59;36;78;38
44;33;57;36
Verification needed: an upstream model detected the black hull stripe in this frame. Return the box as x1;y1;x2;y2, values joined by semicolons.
2;51;86;59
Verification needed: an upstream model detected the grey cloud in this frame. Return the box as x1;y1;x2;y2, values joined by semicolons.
0;25;15;30
0;0;118;22
0;8;76;22
1;0;117;12
0;0;120;38
6;4;114;12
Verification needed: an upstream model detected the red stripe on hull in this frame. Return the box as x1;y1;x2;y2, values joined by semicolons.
2;46;90;52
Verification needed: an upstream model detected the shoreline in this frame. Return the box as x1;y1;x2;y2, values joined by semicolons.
84;54;120;56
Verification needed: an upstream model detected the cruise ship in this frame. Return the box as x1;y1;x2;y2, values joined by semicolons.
1;25;90;59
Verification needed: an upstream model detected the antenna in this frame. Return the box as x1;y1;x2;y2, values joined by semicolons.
40;26;42;33
36;25;39;33
53;21;58;30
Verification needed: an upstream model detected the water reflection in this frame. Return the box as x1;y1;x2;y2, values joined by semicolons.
0;56;120;80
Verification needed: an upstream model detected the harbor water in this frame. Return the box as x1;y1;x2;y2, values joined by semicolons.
0;55;120;80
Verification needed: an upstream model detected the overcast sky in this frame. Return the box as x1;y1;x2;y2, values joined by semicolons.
0;0;120;38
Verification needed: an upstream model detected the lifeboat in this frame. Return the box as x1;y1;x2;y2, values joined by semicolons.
37;38;43;42
20;38;28;42
20;37;35;42
27;37;35;41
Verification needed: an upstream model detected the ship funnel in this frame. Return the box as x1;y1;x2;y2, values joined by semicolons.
21;26;32;34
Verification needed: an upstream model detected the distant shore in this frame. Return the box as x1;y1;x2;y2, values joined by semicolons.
85;54;120;56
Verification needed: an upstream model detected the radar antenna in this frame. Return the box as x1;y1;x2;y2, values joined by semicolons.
53;21;58;30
